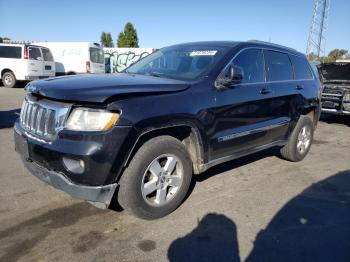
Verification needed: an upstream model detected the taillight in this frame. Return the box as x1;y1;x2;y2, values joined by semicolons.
86;61;91;73
23;49;29;59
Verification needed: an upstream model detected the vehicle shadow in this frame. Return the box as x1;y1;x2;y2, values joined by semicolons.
0;108;20;129
168;213;241;262
246;169;350;262
169;170;350;262
319;114;350;126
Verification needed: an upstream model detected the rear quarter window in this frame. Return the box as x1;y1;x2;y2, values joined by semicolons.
0;46;22;59
41;48;54;61
264;50;293;81
290;55;314;80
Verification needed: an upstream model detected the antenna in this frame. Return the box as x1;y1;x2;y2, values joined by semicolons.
306;0;330;58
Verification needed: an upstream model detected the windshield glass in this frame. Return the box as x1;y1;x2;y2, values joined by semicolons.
90;47;104;64
125;45;231;81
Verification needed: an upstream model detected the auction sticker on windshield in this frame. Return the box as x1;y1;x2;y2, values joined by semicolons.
190;50;217;56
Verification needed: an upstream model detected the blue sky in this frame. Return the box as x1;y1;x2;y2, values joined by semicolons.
1;0;349;55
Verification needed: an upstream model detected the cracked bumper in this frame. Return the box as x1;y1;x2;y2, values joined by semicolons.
20;157;117;209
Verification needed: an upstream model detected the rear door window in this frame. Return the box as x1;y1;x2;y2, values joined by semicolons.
233;49;265;83
41;48;54;61
28;47;42;60
0;46;22;59
264;50;293;81
290;55;314;80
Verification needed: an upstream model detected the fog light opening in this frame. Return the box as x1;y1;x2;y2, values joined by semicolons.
63;157;85;174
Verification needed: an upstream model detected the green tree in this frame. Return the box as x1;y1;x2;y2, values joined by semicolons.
307;52;319;61
327;49;348;62
100;32;113;47
117;22;139;48
0;37;3;43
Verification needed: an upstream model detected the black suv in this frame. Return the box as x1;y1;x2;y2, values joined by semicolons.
14;41;321;219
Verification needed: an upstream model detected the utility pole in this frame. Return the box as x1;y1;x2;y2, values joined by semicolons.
306;0;330;59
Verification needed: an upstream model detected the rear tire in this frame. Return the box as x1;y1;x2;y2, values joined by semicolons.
2;71;16;88
280;116;314;162
118;136;192;219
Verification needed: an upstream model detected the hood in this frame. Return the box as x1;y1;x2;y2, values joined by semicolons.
317;62;350;82
26;73;190;103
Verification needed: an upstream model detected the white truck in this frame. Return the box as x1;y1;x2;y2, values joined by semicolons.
35;42;105;75
0;44;55;88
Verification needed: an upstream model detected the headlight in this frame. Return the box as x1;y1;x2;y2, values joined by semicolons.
65;108;120;131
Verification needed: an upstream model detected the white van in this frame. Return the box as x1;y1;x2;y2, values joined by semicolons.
0;44;55;88
35;42;105;75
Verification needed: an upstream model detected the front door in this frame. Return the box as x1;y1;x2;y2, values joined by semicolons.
209;48;282;160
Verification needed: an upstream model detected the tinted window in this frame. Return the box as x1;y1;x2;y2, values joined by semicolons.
41;48;54;61
290;55;313;80
28;47;42;60
233;49;264;83
90;47;104;64
264;50;293;81
0;46;22;59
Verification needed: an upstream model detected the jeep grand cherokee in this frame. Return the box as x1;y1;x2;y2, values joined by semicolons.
14;41;321;219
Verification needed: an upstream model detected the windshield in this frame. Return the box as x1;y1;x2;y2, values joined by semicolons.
90;47;104;64
125;45;231;81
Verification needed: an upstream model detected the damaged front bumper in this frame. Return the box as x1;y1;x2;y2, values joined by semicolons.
21;158;117;209
14;127;118;209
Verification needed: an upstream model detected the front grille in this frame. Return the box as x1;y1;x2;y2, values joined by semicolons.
20;96;70;141
321;86;345;109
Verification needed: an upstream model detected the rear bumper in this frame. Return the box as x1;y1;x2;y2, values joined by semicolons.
22;158;117;209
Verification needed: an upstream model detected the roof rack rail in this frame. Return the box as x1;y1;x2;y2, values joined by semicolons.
247;40;298;52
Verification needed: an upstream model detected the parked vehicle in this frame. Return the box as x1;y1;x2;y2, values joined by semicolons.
35;42;105;75
318;62;350;116
14;41;321;219
0;44;55;88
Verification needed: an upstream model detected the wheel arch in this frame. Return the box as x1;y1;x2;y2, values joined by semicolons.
123;124;205;178
1;68;15;78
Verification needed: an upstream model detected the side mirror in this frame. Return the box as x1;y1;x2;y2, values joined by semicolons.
215;64;243;89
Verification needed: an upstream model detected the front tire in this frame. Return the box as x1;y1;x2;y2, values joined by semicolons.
280;116;314;162
118;136;192;219
2;72;16;88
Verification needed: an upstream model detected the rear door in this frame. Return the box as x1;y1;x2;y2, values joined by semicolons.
264;50;297;141
27;46;44;77
89;47;105;74
41;47;55;77
289;54;318;116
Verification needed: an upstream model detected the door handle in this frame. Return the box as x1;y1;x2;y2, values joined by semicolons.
260;88;272;95
296;84;304;90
